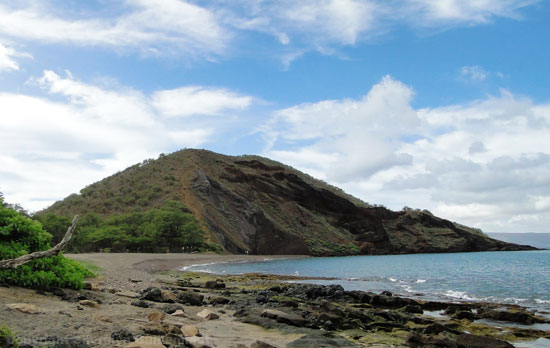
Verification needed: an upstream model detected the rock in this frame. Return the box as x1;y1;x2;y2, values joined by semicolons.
181;325;200;337
132;300;153;308
261;309;307;327
125;336;166;348
161;290;177;303
6;303;42;314
176;291;203;306
148;312;166;322
204;280;225;289
404;305;424;314
183;336;212;348
172;310;186;317
197;309;219;320
129;278;143;283
161;303;185;314
381;291;393;296
141;287;164;302
83;281;99;291
141;323;167;336
78;300;99;308
477;308;541;324
118;291;141;299
453;311;476;320
456;334;514;348
162;334;185;347
407;333;456;348
251;341;278;348
112;329;135;341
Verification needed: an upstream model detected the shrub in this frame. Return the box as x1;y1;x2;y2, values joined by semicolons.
0;324;19;348
0;198;94;289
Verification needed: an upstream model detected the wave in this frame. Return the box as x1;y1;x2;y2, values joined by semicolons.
416;279;427;283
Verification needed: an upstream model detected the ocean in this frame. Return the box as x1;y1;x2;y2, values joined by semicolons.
186;250;550;313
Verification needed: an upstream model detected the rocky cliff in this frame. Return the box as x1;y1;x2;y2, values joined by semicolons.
41;149;535;255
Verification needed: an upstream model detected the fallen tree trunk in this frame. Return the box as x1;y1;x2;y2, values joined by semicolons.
0;215;79;269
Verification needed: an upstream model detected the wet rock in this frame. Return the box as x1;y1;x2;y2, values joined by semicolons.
422;323;461;335
112;329;135;342
181;325;200;337
381;291;393;296
371;294;414;308
407;332;456;348
78;300;99;308
456;334;513;348
6;303;42;314
453;311;476;320
161;303;185;314
141;287;164;302
176;291;203;306
261;309;307;327
197;309;219;320
477;308;542;325
404;305;424;314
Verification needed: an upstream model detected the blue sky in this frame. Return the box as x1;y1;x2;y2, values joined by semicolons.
1;0;549;232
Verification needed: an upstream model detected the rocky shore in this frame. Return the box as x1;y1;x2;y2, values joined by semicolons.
1;253;549;348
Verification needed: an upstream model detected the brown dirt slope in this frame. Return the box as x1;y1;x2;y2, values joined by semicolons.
39;149;536;255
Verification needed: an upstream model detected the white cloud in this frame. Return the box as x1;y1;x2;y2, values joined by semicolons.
406;0;536;24
460;65;487;82
262;76;550;232
152;86;252;118
0;41;30;72
0;70;254;211
0;0;228;57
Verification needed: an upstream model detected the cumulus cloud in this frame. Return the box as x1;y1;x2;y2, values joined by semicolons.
0;70;254;211
0;41;30;72
0;0;227;57
262;76;550;232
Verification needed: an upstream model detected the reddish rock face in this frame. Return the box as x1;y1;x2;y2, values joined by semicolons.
40;149;536;256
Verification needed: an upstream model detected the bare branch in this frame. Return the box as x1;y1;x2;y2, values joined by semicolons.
0;216;79;269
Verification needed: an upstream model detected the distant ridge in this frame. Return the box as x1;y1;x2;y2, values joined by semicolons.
39;149;536;255
488;233;550;250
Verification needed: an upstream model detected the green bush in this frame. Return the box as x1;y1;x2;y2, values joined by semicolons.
0;324;19;348
0;197;94;289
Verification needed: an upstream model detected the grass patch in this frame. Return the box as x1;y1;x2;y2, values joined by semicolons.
0;324;19;348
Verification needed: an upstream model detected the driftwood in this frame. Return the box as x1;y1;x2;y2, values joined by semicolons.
0;215;79;269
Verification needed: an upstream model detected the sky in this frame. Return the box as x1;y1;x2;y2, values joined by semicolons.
1;0;549;233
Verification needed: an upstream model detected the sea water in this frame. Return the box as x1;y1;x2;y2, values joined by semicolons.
186;250;550;312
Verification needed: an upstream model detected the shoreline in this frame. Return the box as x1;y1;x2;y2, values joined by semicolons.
1;253;549;348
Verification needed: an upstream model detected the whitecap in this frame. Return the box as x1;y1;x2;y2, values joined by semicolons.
389;277;397;282
416;279;427;283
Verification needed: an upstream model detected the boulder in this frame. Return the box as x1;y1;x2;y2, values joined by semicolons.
132;300;153;308
141;287;164;302
261;309;307;327
404;305;424;314
204;280;226;289
197;309;219;320
208;295;230;305
140;323;166;336
6;303;42;314
176;291;204;306
181;325;200;337
456;334;513;348
112;329;135;342
407;333;456;348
